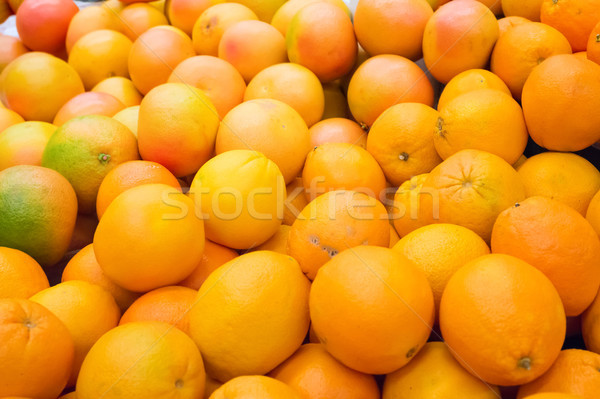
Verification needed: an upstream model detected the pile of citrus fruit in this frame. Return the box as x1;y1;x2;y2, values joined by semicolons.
1;0;600;397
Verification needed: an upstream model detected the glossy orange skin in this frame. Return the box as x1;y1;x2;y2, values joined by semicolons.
92;77;143;108
491;196;600;316
522;54;600;151
437;68;511;110
178;239;238;290
498;15;531;36
0;247;49;299
440;254;566;386
53;92;126;126
0;34;27;72
0;108;24;133
422;0;499;84
501;0;543;21
118;3;169;41
541;0;600;52
15;0;78;55
65;5;123;53
166;0;224;36
587;20;600;65
309;118;367;148
0;121;55;171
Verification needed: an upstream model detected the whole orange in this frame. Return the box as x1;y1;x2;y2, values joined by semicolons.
270;343;380;399
491;196;600;316
522;54;600;151
310;246;434;374
367;102;442;186
209;376;301;399
118;3;169;41
218;20;287;82
137;83;220;177
422;0;499;84
65;5;123;53
271;0;351;37
42;115;139;214
188;251;310;382
491;22;572;99
354;0;433;60
96;160;181;219
286;2;357;83
0;247;49;299
128;26;195;95
440;254;565;386
434;89;528;165
517;349;600;399
178;239;238;290
309;118;367;148
94;184;205;292
437;69;511;110
53;92;126;126
0;52;84;122
120;285;197;335
0;34;27;72
347;54;434;128
540;0;600;52
168;55;246;119
15;0;78;55
287;190;390;279
165;0;224;36
92;77;143;108
497;15;532;36
215;99;310;184
302;142;387;201
112;105;139;136
0;298;74;399
0;121;55;171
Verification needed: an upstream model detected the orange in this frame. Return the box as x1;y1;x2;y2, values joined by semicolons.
192;3;258;56
302;142;387;201
309;118;367;148
168;55;246;119
434;89;528;165
218;20;287;82
498;15;531;36
347;54;434;128
383;341;501;398
587;190;600;236
94;184;205;292
389;174;428;237
270;0;351;37
0;247;49;299
254;224;291;254
228;0;286;22
30;281;120;387
440;254;565;386
15;0;78;54
209;375;301;399
0;52;84;122
245;63;324;127
128;26;195;95
118;3;169;41
541;0;600;52
137;83;219;177
491;196;600;316
270;343;380;399
476;0;502;14
354;0;433;60
0;34;27;72
321;82;349;119
96;160;181;219
112;105;139;136
286;2;357;83
422;0;499;84
188;251;310;381
189;150;285;249
215;99;310;184
68;30;132;90
392;223;490;317
522;54;600;151
0;298;74;399
583;288;600;353
92;77;143;108
287;190;390;280
178;239;238;290
62;244;139;312
65;5;123;53
120;286;196;335
0;121;55;171
0;108;24;133
283;177;309;226
367;102;442;186
53;92;126;126
517;349;600;398
492;22;572;99
502;0;543;21
0;165;77;267
165;0;224;36
42;115;139;214
419;149;526;242
310;245;434;374
517;152;600;215
437;69;512;110
76;321;206;398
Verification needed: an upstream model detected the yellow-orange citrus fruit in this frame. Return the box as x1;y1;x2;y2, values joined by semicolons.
440;254;566;386
283;177;309;226
587;189;600;236
188;251;310;382
178;239;238;290
209;375;302;399
112;105;139;136
92;77;142;108
53;92;126;126
498;15;531;36
253;224;291;254
540;0;600;52
165;0;224;36
271;0;351;37
215;99;310;184
0;34;28;72
309;118;367;148
0;121;56;171
65;5;123;53
437;69;511;110
502;0;543;21
0;247;49;299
